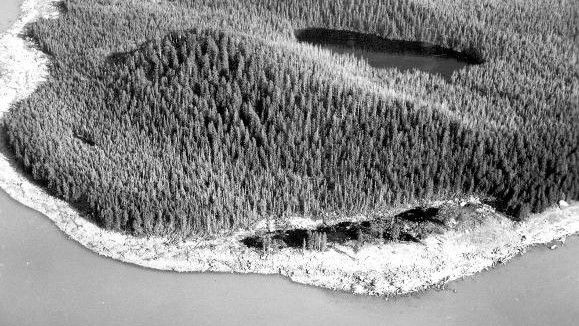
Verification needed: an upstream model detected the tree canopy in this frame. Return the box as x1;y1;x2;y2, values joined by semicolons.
5;0;578;237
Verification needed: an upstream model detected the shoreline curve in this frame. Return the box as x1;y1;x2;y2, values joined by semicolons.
1;0;578;297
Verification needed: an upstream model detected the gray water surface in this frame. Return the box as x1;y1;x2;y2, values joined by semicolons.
320;44;468;80
0;0;21;33
1;188;579;326
295;28;477;80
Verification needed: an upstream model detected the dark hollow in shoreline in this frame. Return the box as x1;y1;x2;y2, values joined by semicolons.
242;206;447;250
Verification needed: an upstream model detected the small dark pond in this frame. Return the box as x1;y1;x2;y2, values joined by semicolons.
295;28;484;80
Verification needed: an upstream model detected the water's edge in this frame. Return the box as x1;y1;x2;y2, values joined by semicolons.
1;0;579;297
0;0;22;32
4;185;577;326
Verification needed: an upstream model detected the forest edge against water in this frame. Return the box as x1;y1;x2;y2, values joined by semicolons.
0;0;578;296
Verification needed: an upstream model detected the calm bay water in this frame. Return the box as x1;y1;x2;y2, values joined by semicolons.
295;28;474;80
1;4;578;326
317;44;468;80
0;0;21;33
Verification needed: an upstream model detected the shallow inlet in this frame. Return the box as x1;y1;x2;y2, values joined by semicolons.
1;188;579;326
295;28;483;80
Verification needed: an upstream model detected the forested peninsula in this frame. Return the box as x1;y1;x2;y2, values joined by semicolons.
1;0;578;296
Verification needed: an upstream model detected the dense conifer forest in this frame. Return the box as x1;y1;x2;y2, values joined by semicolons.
4;0;578;237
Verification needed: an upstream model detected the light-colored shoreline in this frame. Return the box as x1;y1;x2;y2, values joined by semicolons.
1;0;579;297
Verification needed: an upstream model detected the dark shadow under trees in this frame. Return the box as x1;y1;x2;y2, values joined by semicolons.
241;206;448;250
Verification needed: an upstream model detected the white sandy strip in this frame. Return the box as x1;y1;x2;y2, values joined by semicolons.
1;0;579;297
